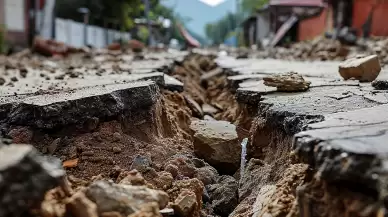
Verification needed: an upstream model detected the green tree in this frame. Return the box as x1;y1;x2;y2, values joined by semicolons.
240;0;269;14
204;12;242;45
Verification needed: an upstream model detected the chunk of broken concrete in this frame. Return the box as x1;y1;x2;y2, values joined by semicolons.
190;120;240;173
0;144;65;217
171;190;197;217
263;72;311;92
339;55;381;82
66;191;98;217
85;181;169;216
202;104;218;116
372;80;388;90
184;95;203;118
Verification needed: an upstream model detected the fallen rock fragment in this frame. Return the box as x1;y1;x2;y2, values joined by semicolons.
339;55;381;82
119;169;147;186
100;211;123;217
85;181;169;216
0;144;65;217
190;120;240;173
202;104;218;116
184;95;204;118
372;80;388;90
172;190;198;217
263;72;311;92
63;158;79;168
207;175;238;216
164;154;219;185
130;155;152;173
0;77;5;85
66;191;98;217
167;178;204;217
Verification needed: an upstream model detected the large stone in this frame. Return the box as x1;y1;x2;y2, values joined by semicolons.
172;190;197;217
85;181;169;216
0;144;64;217
190;120;240;173
339;55;381;82
207;175;238;216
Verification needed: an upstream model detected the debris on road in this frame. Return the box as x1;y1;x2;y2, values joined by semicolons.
263;71;311;92
85;181;169;216
339;54;381;82
0;144;65;217
372;80;388;90
190;120;241;174
2;40;388;217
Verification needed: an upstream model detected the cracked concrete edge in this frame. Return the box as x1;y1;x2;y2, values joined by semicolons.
293;104;388;196
0;81;160;129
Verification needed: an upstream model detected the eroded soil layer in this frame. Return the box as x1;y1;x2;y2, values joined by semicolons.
2;48;388;217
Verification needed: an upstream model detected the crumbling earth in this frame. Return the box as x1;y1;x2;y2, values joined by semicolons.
1;40;388;217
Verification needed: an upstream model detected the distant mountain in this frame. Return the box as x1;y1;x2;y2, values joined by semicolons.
161;0;235;38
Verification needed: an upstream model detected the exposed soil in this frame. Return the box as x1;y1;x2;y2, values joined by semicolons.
2;47;381;217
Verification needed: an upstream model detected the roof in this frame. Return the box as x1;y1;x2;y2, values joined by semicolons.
269;0;325;7
177;24;201;48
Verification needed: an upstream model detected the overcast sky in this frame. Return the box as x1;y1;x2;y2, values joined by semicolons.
161;0;236;37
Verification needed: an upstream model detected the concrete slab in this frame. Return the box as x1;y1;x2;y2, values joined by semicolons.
0;81;160;129
294;104;388;194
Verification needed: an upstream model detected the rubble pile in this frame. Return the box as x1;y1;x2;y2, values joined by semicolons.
0;46;252;217
254;38;351;61
250;37;388;66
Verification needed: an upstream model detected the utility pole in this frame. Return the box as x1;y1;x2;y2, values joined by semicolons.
235;0;239;47
35;0;40;36
144;0;152;46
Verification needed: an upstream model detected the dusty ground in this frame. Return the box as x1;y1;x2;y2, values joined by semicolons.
2;38;388;217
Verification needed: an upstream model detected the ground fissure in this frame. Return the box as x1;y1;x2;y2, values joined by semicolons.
1;47;387;217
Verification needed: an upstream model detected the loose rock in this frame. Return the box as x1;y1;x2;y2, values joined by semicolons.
190;120;240;173
339;55;381;82
184;95;204;118
66;191;98;217
85;181;169;216
130;155;152;173
263;72;311;92
372;80;388;90
0;144;64;217
172;190;198;217
207;175;238;217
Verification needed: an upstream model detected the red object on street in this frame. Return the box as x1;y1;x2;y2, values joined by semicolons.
270;0;325;7
40;0;46;9
177;23;201;48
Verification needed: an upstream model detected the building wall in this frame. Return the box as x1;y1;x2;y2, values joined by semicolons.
352;0;388;36
0;0;29;47
297;7;330;41
256;13;270;41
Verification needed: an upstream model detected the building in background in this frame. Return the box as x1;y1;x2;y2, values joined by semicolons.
0;0;29;47
242;0;388;48
0;0;49;48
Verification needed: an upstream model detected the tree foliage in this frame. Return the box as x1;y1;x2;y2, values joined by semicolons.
204;0;268;45
204;12;242;45
55;0;199;45
241;0;269;14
